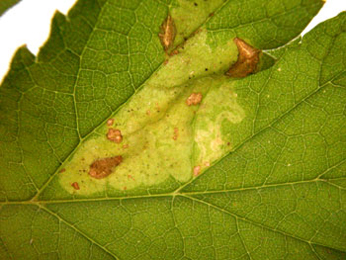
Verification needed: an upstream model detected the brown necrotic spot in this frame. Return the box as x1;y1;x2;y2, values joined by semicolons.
107;118;114;126
226;38;261;78
107;128;123;143
89;156;123;179
173;127;179;140
71;182;80;190
193;166;201;176
170;49;179;57
159;15;176;51
186;92;203;106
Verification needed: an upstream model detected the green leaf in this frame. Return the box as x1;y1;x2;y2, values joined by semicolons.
0;0;20;16
2;0;346;259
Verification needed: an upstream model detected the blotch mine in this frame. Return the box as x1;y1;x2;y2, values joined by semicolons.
58;76;246;194
89;156;123;179
226;38;261;78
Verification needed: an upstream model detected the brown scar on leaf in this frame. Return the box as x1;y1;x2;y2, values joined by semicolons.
186;92;203;106
226;38;261;78
107;128;123;143
173;127;179;140
71;182;80;190
159;15;176;52
107;118;114;126
59;168;66;173
89;156;123;179
169;49;179;57
193;166;201;176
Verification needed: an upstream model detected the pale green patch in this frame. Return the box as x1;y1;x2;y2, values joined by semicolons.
59;75;245;194
58;27;245;195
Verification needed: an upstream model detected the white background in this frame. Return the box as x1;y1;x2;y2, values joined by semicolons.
0;0;345;83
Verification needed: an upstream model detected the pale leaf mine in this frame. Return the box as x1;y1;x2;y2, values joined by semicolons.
57;27;250;194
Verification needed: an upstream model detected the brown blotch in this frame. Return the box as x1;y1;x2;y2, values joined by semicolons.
107;128;123;143
59;168;66;173
107;118;114;126
173;127;179;140
89;156;123;179
193;166;201;176
170;49;179;57
159;15;176;51
186;92;203;106
71;182;80;190
226;38;261;78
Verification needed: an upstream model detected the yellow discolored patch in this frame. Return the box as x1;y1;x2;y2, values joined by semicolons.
226;38;261;78
56;77;246;195
54;24;251;196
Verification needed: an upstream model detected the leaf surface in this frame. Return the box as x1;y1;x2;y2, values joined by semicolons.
0;0;20;16
1;0;346;259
